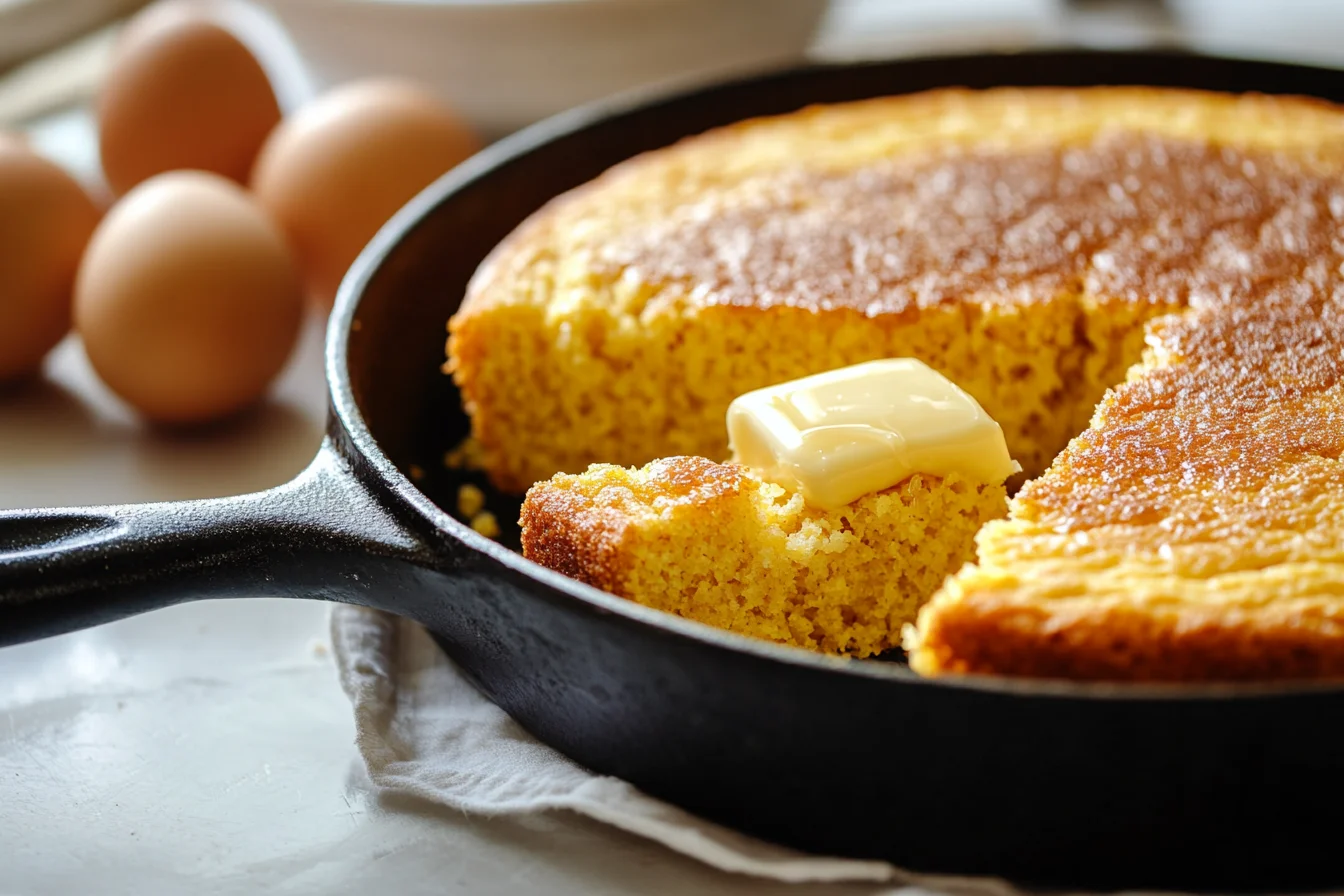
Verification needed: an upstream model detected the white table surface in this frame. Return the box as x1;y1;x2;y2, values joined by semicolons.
6;2;1344;893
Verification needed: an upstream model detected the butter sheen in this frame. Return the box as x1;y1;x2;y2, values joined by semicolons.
726;359;1020;509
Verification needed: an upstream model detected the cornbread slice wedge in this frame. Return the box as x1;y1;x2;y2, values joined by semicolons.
908;296;1344;681
521;457;1006;657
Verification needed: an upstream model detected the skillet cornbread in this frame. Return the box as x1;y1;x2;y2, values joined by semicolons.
453;87;1344;680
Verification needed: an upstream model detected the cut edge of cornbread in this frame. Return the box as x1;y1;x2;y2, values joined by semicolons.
520;456;1007;657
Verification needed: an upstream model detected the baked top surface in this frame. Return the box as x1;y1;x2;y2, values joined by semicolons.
467;86;1344;533
1025;297;1344;547
596;135;1344;317
461;87;1344;320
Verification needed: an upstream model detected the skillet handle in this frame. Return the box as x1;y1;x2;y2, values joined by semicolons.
0;439;433;648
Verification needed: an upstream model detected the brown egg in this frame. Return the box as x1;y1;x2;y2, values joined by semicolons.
97;1;281;197
251;78;479;310
74;171;303;423
0;143;102;383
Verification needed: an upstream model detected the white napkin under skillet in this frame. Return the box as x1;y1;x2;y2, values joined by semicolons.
331;604;1243;896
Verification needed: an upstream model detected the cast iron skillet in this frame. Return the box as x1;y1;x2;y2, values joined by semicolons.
3;50;1344;891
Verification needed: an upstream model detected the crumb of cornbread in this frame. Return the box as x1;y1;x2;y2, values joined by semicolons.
470;510;500;538
443;437;487;472
456;483;486;519
520;456;1007;657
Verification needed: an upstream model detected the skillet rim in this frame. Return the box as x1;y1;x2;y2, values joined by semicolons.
326;46;1344;703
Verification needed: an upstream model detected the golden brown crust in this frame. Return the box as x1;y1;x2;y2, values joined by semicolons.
913;587;1344;682
1022;300;1344;538
451;86;1344;325
519;457;743;593
592;136;1331;317
518;485;629;593
446;86;1344;493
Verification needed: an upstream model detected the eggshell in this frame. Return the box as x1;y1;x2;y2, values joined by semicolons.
97;1;281;196
74;171;303;423
0;143;102;382
251;78;479;309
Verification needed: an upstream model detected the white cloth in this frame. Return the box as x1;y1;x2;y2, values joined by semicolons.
328;605;1098;893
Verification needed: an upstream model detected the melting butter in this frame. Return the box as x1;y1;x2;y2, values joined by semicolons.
726;359;1020;509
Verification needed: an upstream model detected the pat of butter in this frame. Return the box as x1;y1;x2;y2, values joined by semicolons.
726;359;1020;509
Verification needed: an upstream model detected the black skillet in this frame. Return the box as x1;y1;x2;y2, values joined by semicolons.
4;50;1344;891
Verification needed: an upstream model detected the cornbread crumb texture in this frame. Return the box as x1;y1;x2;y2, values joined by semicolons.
456;482;486;518
470;511;500;539
447;87;1344;493
521;457;1006;657
443;437;487;471
452;483;499;538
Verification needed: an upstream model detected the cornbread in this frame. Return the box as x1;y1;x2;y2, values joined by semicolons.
448;87;1344;493
457;85;1344;680
456;483;486;518
521;457;1005;657
470;510;501;539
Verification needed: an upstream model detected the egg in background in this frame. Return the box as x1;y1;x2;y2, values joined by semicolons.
74;170;303;424
0;142;103;383
251;78;480;310
97;0;282;197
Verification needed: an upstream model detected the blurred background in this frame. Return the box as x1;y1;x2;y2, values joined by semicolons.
7;0;1344;147
6;1;1344;120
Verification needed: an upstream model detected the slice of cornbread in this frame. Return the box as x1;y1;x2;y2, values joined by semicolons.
447;87;1344;493
520;457;1006;657
908;294;1344;681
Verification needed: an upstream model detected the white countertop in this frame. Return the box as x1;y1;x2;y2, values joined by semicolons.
6;2;1344;893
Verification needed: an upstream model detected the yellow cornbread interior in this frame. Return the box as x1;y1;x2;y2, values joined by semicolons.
448;88;1344;494
520;457;1006;657
451;236;1149;494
